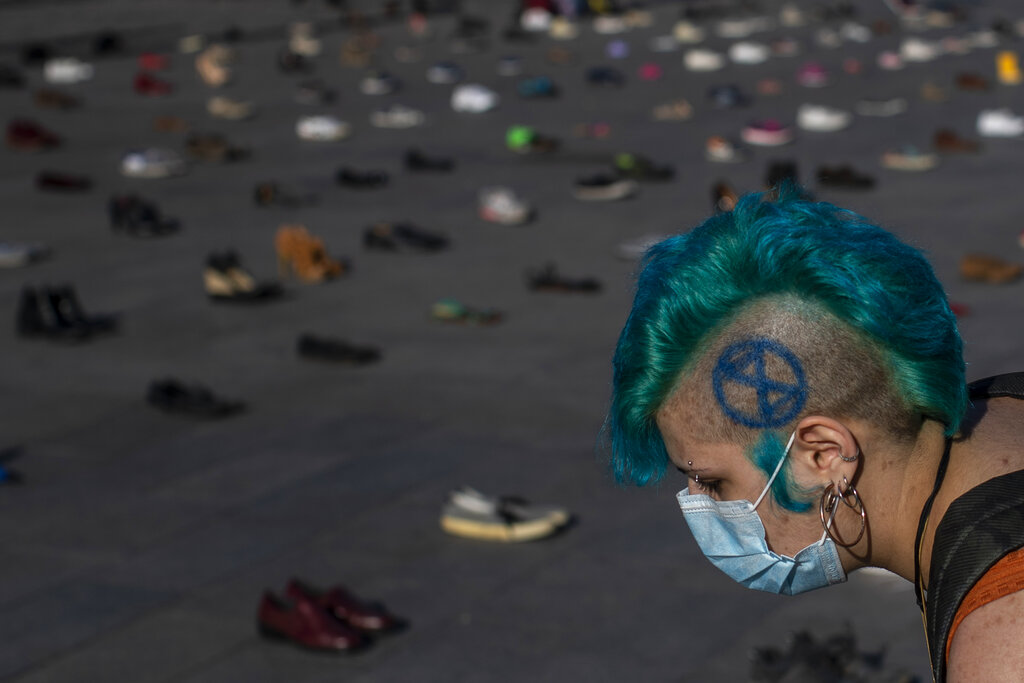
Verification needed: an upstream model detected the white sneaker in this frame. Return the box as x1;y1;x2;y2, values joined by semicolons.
840;22;872;43
120;148;187;178
207;96;255;120
288;22;321;57
521;8;552;33
977;108;1024;137
672;20;705;44
479;186;531;225
370;104;425;129
295;115;350;141
360;72;399;96
729;41;769;65
43;58;94;84
901;37;940;62
451;84;499;113
593;15;627;35
684;48;725;72
797;104;852;132
779;3;805;27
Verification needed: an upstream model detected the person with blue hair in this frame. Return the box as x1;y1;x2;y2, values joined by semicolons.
607;188;1024;682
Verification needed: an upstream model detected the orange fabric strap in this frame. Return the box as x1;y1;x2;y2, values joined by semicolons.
945;546;1024;661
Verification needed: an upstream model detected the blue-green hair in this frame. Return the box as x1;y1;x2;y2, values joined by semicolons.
606;189;967;505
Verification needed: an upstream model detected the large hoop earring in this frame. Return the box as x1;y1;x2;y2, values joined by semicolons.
818;477;866;547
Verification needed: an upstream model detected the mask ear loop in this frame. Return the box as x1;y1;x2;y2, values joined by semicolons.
753;431;797;510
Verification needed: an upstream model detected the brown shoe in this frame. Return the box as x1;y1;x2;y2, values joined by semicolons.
275;224;347;283
33;88;80;110
286;579;406;634
257;591;368;652
955;72;990;92
153;115;189;133
960;254;1023;284
934;128;980;153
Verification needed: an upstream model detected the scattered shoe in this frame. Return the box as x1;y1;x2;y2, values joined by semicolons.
133;71;173;96
652;99;693;121
296;115;350;141
35;171;91;192
6;119;61;151
613;153;674;181
933;129;980;153
336;168;388;189
195;44;233;87
405;148;454;172
729;41;769;65
440;486;569;541
277;49;313;74
109;195;180;236
426;61;464;84
43;57;93;84
253;182;316;208
705;136;746;163
294;79;336;105
997;50;1022;85
585;66;626;87
147;378;245;418
0;244;50;269
360;70;400;95
796;61;828;87
741;119;794;146
816;165;876;189
207;95;255;120
881;146;939;171
526;263;601;293
506;125;559;155
517;75;558;98
275;225;348;283
960;254;1023;284
185;133;249;163
684;48;725;72
573;174;638;201
370;104;425;129
284;579;405;634
431;299;502;325
855;97;907;117
977;108;1024;137
797;104;852;132
708;83;751;109
573;122;611;139
712;180;739;212
479;187;531;225
451;83;498;113
138;52;169;71
363;222;448;252
956;72;990;92
920;82;948;103
33;88;80;110
297;334;380;365
204;251;282;301
18;284;117;340
120;148;187;178
153;115;189;133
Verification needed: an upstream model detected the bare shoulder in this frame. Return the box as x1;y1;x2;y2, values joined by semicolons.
947;589;1024;682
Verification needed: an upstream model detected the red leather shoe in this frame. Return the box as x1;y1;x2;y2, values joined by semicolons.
286;578;406;634
138;53;169;71
134;71;173;96
257;591;368;652
6;119;61;151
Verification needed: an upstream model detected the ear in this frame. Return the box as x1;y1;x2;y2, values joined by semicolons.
788;415;859;487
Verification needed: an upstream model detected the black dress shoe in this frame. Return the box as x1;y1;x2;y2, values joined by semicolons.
526;264;602;293
16;286;91;342
336;168;388;189
147;378;245;418
404;148;455;172
108;195;180;237
363;222;449;252
297;334;381;365
46;285;118;334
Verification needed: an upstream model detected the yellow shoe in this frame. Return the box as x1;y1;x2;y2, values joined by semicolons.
997;51;1022;85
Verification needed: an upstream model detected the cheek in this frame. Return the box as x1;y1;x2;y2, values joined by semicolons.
761;507;820;557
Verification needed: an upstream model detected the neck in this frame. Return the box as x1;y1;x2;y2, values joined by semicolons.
836;419;948;581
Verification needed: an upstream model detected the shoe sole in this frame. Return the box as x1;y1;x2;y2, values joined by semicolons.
440;515;557;542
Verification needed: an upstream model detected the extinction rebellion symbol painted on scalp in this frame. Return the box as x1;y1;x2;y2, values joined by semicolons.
712;338;807;429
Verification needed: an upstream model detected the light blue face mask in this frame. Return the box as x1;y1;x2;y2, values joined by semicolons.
676;432;847;595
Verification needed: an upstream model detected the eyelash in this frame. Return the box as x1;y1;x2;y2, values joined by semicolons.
694;477;721;495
